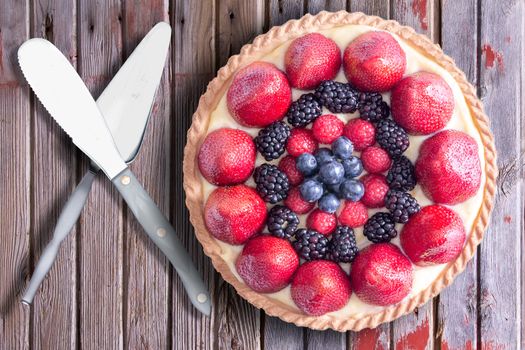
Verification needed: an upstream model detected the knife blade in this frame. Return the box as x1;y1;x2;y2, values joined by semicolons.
22;23;172;305
18;37;212;315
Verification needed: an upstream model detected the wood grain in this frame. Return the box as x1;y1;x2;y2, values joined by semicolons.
390;1;437;349
478;1;523;349
437;1;479;349
307;0;347;14
122;1;170;349
0;1;30;349
77;1;124;349
171;1;215;349
30;1;78;349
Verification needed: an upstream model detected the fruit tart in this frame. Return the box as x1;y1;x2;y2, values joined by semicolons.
183;11;497;331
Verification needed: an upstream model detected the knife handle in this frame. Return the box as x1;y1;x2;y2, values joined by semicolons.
112;168;212;316
22;169;97;305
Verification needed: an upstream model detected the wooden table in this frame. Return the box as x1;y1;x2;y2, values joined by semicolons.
0;0;522;349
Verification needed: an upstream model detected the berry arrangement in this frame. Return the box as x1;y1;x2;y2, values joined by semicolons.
198;29;481;316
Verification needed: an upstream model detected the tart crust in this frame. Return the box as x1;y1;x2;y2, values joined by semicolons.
183;11;497;331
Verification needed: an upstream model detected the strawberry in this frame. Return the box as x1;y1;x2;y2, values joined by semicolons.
361;174;389;208
236;235;299;293
286;128;318;157
227;61;292;127
312;114;344;144
343;118;375;151
198;128;256;185
338;200;368;228
343;31;406;92
361;146;392;174
391;72;454;135
306;209;337;236
415;130;481;204
204;185;267;245
284;187;315;214
401;205;466;266
278;155;304;186
350;243;413;306
285;33;342;90
291;260;351;316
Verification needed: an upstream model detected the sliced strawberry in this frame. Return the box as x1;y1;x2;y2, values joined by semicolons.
198;128;256;186
350;243;413;306
227;61;292;127
204;185;267;245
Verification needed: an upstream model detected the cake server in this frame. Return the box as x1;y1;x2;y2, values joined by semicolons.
18;38;212;315
22;22;172;306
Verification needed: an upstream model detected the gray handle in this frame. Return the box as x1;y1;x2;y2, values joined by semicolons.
22;169;97;305
112;168;211;315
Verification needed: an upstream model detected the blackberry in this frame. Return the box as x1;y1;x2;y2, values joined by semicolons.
357;92;390;123
387;155;417;191
266;205;299;240
292;229;329;261
328;226;358;263
254;121;291;161
375;119;410;157
314;81;358;113
254;164;290;204
286;93;322;127
364;212;397;243
385;190;421;223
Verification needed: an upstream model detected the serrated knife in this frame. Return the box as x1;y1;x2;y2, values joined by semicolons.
22;22;172;306
18;35;212;315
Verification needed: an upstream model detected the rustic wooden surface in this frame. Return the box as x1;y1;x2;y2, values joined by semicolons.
0;0;523;349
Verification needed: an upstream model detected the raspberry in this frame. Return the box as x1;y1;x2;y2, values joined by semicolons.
306;209;337;236
338;200;368;228
286;128;318;157
278;155;304;186
266;205;300;240
343;118;375;151
364;212;397;243
361;174;389;208
253;164;290;204
328;226;358;263
312;114;344;144
286;93;322;127
292;229;329;261
284;187;315;214
361;146;392;174
254;121;291;161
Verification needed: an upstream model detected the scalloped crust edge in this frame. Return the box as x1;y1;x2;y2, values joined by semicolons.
182;11;497;331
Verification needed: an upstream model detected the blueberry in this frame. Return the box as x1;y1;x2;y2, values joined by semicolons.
327;182;341;194
339;179;365;202
332;136;354;159
299;178;324;202
319;161;345;185
296;153;318;176
342;156;363;178
318;193;340;213
314;148;335;165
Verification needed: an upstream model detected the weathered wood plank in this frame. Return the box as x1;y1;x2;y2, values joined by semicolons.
263;2;306;349
479;1;523;349
78;1;124;349
346;2;391;349
122;1;170;349
0;1;30;349
390;1;437;348
30;1;78;349
437;1;478;349
307;0;346;14
171;1;215;349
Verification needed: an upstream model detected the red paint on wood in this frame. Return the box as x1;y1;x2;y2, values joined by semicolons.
395;319;429;350
504;215;512;223
482;44;504;71
411;0;428;31
481;342;506;350
353;328;386;350
442;340;473;350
